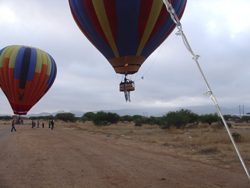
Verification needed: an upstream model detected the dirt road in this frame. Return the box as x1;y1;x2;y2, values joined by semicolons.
0;123;249;188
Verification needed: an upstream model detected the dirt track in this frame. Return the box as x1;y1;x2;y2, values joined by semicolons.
0;123;249;188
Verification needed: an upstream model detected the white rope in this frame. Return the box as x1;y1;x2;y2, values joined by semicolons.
163;0;250;180
135;44;163;82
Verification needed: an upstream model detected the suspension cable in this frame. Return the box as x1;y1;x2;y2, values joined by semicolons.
163;0;250;180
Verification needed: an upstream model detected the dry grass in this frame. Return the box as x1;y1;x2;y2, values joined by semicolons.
2;119;249;168
55;120;250;167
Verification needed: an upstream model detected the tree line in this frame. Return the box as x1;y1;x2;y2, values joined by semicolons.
1;109;248;129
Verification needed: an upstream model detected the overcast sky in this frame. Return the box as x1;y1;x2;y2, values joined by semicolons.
0;0;250;116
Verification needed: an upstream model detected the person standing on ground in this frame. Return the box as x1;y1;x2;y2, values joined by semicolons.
51;120;54;130
48;120;51;128
42;120;44;128
37;119;39;128
11;119;16;132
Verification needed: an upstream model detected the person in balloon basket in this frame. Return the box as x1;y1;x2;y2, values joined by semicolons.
11;119;16;132
51;120;54;130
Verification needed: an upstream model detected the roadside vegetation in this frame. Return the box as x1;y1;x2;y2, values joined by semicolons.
0;108;246;129
1;108;248;143
1;108;250;167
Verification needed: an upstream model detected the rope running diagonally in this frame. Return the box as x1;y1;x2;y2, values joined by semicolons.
162;0;250;180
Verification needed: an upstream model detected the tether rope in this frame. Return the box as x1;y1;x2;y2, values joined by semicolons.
163;0;250;180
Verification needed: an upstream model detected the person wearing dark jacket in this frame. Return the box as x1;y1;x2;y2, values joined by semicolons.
51;120;54;130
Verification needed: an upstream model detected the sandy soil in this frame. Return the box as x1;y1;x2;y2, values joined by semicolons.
0;122;249;188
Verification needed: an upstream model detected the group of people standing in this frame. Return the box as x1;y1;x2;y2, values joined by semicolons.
31;119;55;130
11;119;56;132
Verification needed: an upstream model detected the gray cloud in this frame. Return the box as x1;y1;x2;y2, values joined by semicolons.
1;0;250;115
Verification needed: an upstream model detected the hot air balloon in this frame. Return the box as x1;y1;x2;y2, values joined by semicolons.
0;45;57;115
69;0;187;101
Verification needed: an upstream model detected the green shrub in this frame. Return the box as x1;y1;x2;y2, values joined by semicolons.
232;131;242;142
161;109;199;129
92;111;119;126
134;119;142;127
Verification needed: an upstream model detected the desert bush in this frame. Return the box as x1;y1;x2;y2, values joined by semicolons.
55;113;76;122
0;116;12;120
120;115;133;122
29;115;54;120
241;116;250;123
199;147;218;154
161;109;199;129
226;122;232;128
82;112;95;121
212;122;224;131
92;111;119;126
132;115;143;121
134;119;142;127
199;113;220;125
232;131;242;142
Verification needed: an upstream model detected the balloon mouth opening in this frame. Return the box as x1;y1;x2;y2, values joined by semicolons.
11;103;31;115
13;110;28;115
108;55;146;75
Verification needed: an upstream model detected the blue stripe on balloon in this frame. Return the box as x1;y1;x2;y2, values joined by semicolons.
27;48;37;81
116;0;140;57
45;54;57;93
14;47;26;79
46;54;56;86
70;0;115;59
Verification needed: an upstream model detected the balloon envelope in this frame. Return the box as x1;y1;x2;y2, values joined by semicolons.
69;0;187;74
0;45;57;115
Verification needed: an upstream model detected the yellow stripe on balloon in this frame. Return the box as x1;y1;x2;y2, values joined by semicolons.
35;49;43;73
0;48;8;68
0;46;16;68
45;52;51;75
9;46;22;69
92;0;119;58
136;1;163;56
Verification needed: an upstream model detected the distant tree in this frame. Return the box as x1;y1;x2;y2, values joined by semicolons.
241;116;250;123
132;115;142;121
161;109;199;129
55;113;76;122
82;112;95;121
81;116;88;123
29;115;54;120
45;115;54;120
0;116;12;120
199;113;220;125
134;119;143;126
92;111;108;126
106;112;120;124
92;111;120;125
120;115;133;122
223;115;233;121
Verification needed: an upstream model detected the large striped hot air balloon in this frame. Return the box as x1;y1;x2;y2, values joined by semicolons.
68;0;187;75
0;45;57;115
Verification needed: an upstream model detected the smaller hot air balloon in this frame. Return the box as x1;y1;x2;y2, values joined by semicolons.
0;45;57;115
